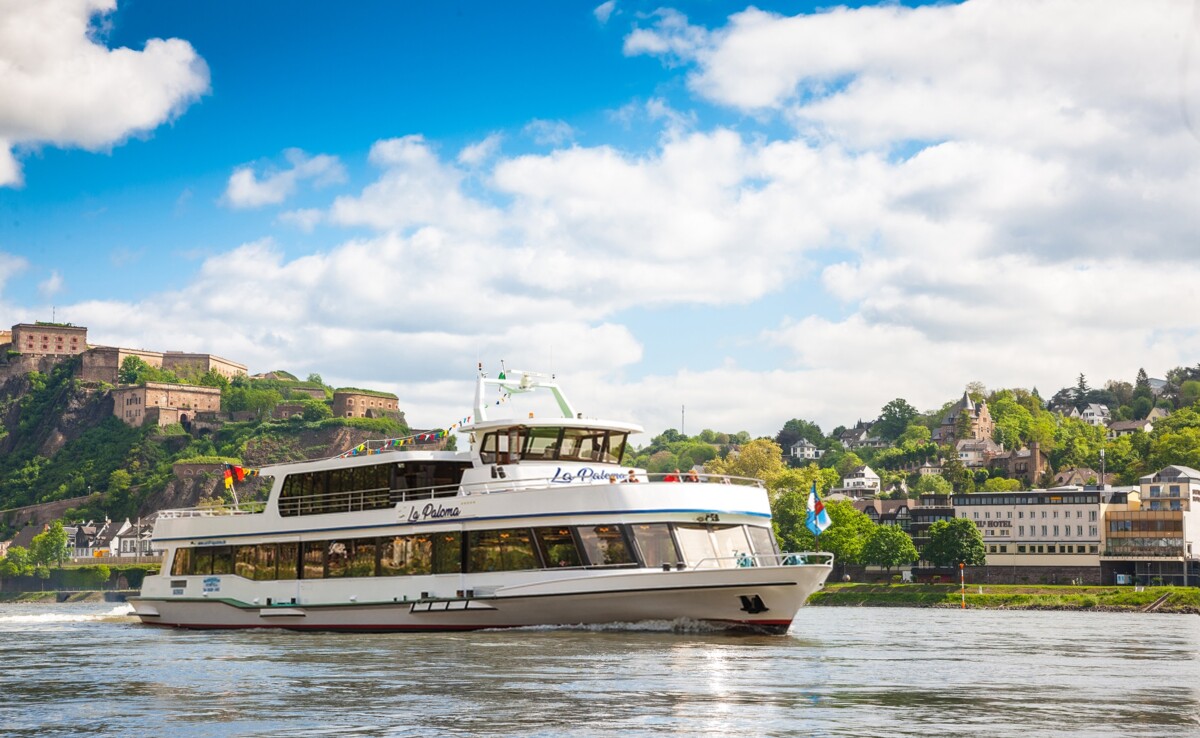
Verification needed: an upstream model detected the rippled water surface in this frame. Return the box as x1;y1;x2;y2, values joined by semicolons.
1;603;1197;737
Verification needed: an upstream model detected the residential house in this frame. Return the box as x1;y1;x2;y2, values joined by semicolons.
987;442;1049;485
855;499;914;532
111;518;158;557
789;438;824;461
955;437;1002;468
1080;403;1111;427
1107;418;1153;440
838;423;869;448
833;465;881;498
1054;468;1111;487
933;391;994;444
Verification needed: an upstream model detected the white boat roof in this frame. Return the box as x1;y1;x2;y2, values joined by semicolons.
257;449;466;476
462;416;643;434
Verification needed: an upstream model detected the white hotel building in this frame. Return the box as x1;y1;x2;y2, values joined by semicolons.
952;488;1135;583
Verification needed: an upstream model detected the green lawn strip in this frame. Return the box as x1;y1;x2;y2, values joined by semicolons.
808;583;1199;612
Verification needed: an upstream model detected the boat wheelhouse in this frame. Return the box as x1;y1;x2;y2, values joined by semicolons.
131;371;832;633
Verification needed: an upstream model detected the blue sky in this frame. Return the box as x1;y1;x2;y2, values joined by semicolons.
1;0;1197;438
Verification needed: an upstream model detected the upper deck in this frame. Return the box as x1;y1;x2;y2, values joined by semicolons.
153;370;767;537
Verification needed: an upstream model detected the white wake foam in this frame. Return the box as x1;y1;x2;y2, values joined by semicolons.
0;603;134;624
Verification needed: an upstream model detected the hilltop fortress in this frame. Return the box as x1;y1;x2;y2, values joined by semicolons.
0;321;399;428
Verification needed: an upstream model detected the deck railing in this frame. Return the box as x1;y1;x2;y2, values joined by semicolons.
688;552;835;569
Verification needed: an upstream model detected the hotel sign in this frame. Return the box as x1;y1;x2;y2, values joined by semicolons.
973;520;1012;529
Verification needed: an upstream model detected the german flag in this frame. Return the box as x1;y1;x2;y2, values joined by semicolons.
223;466;233;490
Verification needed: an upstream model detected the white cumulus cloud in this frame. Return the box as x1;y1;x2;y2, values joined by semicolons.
222;148;347;209
0;0;209;187
37;270;64;298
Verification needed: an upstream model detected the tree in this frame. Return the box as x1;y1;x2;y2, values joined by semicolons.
705;439;784;483
913;474;953;496
0;545;31;580
769;465;840;502
772;497;875;567
876;399;919;441
922;518;986;567
775;418;825;457
897;424;932;446
835;451;865;478
940;454;975;494
84;564;111;590
301;400;333;421
980;477;1022;492
1134;368;1153;402
30;521;69;568
862;525;918;570
1074;373;1091;406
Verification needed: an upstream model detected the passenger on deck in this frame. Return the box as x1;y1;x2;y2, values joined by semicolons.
663;469;681;482
627;469;640;483
686;469;700;483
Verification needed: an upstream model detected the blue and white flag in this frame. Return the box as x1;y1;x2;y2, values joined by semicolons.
806;483;832;536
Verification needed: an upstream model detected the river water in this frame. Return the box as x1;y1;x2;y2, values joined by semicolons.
1;603;1197;737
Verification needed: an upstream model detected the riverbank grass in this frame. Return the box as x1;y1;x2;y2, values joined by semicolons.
809;583;1200;613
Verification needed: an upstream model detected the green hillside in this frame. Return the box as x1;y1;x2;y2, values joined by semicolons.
0;358;409;531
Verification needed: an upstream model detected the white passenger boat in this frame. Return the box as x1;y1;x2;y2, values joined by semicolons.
131;371;832;634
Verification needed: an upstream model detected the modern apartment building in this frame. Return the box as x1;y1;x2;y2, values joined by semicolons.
1101;466;1200;585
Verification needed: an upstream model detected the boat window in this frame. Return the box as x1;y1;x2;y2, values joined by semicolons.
605;432;628;465
301;541;325;579
746;526;779;558
189;548;213;576
278;542;299;580
210;546;234;575
523;427;564;461
534;527;583;568
468;528;538;572
254;544;279;581
279;462;398;516
350;539;378;577
170;548;190;576
480;428;522;465
326;540;351;578
576;525;635;567
674;525;719;568
630;523;679;568
710;525;753;567
380;535;432;576
234;545;258;579
431;532;462;574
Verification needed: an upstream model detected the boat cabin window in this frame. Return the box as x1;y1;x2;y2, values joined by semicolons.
278;460;469;517
533;527;583;568
479;426;629;465
468;528;538;573
576;525;635;567
168;523;780;579
746;526;779;557
630;523;680;568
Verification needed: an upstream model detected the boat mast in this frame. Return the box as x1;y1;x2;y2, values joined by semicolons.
473;368;576;423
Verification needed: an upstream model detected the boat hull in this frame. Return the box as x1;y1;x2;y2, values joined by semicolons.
130;563;830;635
